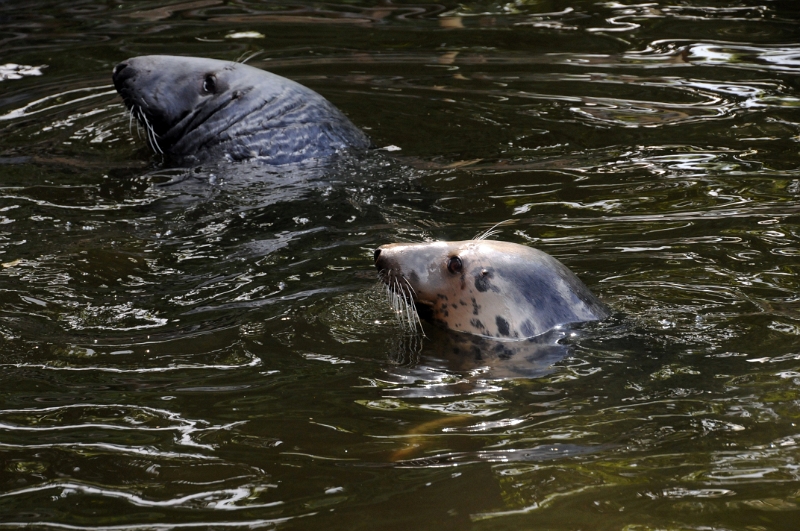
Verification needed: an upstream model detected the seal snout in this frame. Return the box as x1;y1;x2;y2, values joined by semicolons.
374;245;400;286
111;61;140;108
112;61;133;90
374;245;392;272
112;62;128;77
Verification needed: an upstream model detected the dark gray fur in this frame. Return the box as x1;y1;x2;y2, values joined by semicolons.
113;55;371;166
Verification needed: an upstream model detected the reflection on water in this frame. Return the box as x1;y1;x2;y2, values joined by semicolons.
1;0;799;529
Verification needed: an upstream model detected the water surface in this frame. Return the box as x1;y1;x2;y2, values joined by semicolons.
1;1;799;529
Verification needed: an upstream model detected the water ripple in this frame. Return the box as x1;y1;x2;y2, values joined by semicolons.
0;481;282;510
1;1;799;530
0;441;214;460
0;518;298;530
630;41;800;73
0;403;245;449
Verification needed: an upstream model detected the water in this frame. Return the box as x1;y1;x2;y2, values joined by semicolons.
1;1;799;529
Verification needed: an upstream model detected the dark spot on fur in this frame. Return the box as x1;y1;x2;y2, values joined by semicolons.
474;273;490;292
471;298;480;316
469;318;485;331
452;303;458;309
474;268;502;293
496;316;510;336
409;271;419;283
492;342;514;359
437;293;448;301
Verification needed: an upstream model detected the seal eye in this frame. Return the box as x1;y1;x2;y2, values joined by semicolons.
447;256;463;274
202;75;216;94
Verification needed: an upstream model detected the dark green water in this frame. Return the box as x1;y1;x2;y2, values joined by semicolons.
1;1;800;529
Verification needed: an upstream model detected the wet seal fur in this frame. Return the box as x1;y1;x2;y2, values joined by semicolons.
112;55;371;166
374;240;609;339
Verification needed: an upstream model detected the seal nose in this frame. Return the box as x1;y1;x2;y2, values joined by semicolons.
112;62;127;79
373;249;381;262
112;62;134;90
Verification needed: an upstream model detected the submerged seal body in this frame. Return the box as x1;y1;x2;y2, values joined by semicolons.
374;240;609;339
112;55;371;166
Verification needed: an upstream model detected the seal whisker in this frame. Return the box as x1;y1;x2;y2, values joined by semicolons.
145;123;156;153
140;111;164;154
132;105;154;151
393;276;413;333
392;277;404;327
151;126;163;154
141;114;154;151
401;276;417;297
397;278;412;331
401;279;422;336
148;120;162;153
400;276;424;335
237;50;262;64
382;273;400;324
376;268;424;338
473;219;516;241
132;106;144;139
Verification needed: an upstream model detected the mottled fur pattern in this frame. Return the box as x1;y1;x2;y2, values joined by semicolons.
375;240;609;339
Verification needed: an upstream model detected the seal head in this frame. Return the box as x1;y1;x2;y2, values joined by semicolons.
112;55;371;166
374;240;609;339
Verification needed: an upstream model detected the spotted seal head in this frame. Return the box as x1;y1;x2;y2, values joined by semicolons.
374;240;609;339
112;55;371;166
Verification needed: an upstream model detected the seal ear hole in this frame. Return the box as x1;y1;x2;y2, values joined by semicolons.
202;74;217;94
447;256;463;274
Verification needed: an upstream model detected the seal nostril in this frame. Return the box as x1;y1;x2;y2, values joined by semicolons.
113;63;128;77
373;249;382;262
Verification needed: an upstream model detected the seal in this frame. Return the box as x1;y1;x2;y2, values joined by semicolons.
374;239;609;339
112;55;371;166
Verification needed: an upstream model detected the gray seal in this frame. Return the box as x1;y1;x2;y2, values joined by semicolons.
374;239;609;339
112;55;371;166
